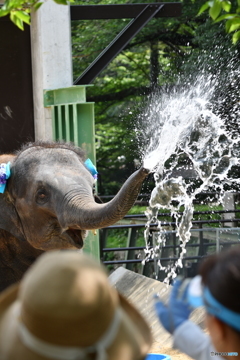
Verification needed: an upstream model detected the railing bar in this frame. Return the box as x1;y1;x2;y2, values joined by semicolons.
105;218;240;229
102;241;240;252
103;255;205;265
123;209;240;219
100;192;240;198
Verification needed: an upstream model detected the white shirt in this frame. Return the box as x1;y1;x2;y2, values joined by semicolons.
173;320;225;360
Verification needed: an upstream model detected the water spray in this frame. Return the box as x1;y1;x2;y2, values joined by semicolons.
138;75;240;284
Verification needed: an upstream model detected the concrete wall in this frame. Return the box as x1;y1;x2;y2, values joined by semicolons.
30;0;73;141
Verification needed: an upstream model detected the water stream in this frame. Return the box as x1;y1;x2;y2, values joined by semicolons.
138;75;240;283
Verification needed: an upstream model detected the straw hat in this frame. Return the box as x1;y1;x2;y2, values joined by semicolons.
0;251;152;360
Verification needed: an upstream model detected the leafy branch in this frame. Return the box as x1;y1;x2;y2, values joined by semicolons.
0;0;73;30
198;0;240;43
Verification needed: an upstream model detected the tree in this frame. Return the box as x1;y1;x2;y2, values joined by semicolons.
198;0;240;43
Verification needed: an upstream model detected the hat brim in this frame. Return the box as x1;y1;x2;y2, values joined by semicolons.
0;284;152;360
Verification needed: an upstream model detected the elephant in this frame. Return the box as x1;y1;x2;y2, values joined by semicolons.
0;141;149;291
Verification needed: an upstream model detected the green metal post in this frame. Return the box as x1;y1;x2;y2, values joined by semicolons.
44;86;99;260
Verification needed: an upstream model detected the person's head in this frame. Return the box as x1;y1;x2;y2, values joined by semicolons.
0;250;152;360
199;246;240;358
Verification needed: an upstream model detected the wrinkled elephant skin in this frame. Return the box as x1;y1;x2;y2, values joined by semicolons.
0;141;149;291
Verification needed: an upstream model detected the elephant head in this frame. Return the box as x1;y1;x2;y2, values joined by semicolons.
0;142;149;251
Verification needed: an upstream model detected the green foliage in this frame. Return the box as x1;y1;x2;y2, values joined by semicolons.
127;205;147;215
0;0;73;30
198;0;240;43
0;0;32;30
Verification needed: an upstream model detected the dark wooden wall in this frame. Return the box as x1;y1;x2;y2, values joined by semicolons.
0;18;34;154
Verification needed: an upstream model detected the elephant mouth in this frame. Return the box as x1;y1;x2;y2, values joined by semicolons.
65;228;86;248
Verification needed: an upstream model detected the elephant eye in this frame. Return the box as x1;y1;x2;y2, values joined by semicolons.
36;188;49;205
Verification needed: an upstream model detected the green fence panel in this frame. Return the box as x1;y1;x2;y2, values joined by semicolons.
44;86;99;260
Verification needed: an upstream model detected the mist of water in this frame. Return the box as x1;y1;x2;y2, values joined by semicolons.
138;75;240;283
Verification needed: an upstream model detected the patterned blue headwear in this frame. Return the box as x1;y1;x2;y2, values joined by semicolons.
84;158;98;181
0;162;11;194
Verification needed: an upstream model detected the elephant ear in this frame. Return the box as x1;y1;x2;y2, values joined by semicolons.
0;154;25;242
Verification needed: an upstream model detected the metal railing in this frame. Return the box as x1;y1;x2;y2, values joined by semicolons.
100;209;240;279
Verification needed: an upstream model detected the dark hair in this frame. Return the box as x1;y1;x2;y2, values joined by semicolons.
199;246;240;314
15;141;86;161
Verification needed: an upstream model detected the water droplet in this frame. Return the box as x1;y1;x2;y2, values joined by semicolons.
137;74;240;283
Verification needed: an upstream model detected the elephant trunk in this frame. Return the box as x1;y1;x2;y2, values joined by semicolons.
62;167;149;230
